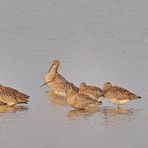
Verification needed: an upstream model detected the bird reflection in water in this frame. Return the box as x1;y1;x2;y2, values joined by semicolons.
100;106;139;126
45;90;67;106
102;106;133;116
67;108;101;121
0;105;28;115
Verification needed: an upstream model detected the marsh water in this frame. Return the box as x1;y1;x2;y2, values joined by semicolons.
0;0;148;147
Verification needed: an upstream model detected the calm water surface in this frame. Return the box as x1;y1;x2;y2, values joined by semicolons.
0;0;148;147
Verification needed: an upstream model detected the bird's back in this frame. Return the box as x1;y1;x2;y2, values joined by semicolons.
105;86;140;100
80;85;103;101
68;93;101;110
52;81;79;97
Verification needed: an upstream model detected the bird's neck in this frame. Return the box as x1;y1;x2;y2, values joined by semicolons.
103;86;112;93
47;64;59;80
49;64;59;74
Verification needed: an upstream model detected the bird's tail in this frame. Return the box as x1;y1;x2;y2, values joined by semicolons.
17;98;29;104
137;96;141;99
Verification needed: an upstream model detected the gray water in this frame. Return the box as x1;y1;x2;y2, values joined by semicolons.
0;0;148;147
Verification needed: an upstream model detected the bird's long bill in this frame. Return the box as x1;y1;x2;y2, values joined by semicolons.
40;82;47;87
40;81;52;87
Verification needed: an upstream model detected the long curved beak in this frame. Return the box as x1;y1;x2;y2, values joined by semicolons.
40;81;52;87
40;82;47;87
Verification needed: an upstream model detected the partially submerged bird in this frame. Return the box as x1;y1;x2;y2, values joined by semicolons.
42;60;79;97
66;89;102;110
79;82;104;101
103;82;141;108
0;84;29;106
48;81;79;97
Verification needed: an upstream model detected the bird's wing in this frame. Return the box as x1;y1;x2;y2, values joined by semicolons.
109;86;138;100
78;93;99;105
88;86;103;97
56;82;79;92
0;85;29;100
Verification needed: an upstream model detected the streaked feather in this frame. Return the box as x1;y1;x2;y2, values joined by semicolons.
67;91;102;110
45;60;78;97
0;84;29;105
105;86;140;100
79;83;103;101
103;82;141;106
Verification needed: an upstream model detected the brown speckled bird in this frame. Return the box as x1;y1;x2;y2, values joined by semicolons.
0;84;29;106
103;82;141;108
42;60;79;97
79;82;104;101
66;89;102;110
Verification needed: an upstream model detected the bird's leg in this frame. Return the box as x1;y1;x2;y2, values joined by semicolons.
117;104;120;109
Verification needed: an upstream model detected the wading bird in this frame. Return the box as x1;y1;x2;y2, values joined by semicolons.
103;82;141;108
66;89;102;110
41;60;79;97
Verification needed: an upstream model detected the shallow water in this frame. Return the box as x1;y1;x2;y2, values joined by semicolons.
0;0;148;147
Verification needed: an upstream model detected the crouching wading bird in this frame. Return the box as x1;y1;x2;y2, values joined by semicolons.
79;82;104;101
41;60;79;97
103;82;141;108
0;84;29;106
66;89;102;110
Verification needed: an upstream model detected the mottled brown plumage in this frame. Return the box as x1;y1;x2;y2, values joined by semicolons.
66;89;102;110
103;82;141;108
44;60;67;84
79;82;103;101
0;84;29;106
43;60;79;97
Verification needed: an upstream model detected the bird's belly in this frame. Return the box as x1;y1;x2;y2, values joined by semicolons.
109;98;129;105
89;94;102;101
51;86;66;97
54;91;66;97
67;96;77;108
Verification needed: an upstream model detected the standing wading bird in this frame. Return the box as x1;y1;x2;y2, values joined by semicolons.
79;82;104;101
41;60;79;97
66;89;102;110
0;84;29;106
103;82;141;108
